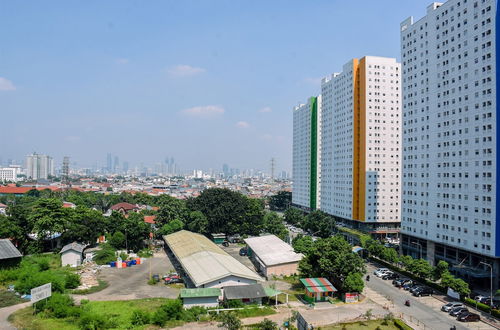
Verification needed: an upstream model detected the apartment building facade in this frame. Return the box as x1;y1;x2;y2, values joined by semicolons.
400;0;499;285
320;56;402;236
26;153;54;180
292;96;322;211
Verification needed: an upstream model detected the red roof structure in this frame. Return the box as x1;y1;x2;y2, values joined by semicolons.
110;202;140;215
144;216;157;224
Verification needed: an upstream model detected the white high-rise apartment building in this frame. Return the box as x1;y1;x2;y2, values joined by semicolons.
0;166;20;182
26;153;54;180
401;0;499;282
320;56;402;235
292;96;322;211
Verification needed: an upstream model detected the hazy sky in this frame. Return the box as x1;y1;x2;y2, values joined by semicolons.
0;0;431;172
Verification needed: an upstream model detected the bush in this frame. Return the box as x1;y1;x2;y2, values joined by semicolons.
35;293;79;318
393;319;412;330
223;299;245;308
65;273;81;289
130;309;150;326
152;299;184;326
93;245;116;265
464;297;491;313
79;312;115;330
15;270;66;294
183;306;207;322
137;248;153;258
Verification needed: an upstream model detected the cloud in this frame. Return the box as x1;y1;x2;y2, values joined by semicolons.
0;77;16;91
180;105;224;117
258;107;272;113
168;64;206;77
116;58;129;64
236;121;250;128
304;77;322;85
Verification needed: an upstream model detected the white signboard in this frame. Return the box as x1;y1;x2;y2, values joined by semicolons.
31;283;52;303
447;287;460;300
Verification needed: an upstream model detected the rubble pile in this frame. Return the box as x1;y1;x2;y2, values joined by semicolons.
75;262;100;290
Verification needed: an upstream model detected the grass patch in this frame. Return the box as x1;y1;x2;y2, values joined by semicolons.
0;289;26;308
71;280;108;295
166;283;185;289
234;306;276;318
9;298;171;330
322;319;402;329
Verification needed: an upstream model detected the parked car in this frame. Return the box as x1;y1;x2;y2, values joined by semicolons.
409;285;423;293
457;312;480;322
381;272;399;280
413;287;433;297
239;248;248;256
374;268;389;275
441;302;464;312
403;282;416;290
375;269;391;277
394;279;411;287
227;235;241;243
449;307;468;317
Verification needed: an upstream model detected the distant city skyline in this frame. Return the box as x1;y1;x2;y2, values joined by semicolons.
0;0;432;171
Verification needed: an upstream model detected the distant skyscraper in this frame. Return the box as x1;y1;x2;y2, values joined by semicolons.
123;161;129;174
222;164;229;177
113;156;120;173
106;153;112;173
26;153;54;180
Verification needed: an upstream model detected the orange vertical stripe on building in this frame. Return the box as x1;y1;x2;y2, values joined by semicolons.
352;58;366;222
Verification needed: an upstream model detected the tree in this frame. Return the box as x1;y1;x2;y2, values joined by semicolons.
268;191;291;211
159;219;184;236
117;213;150;252
62;206;106;245
302;211;334;238
343;272;364;293
263;212;288;241
380;247;399;264
255;319;278;330
433;260;449;281
28;198;67;242
109;231;126;249
291;235;314;255
156;195;188;226
299;235;366;291
187;188;264;235
186;211;208;234
218;312;241;330
284;208;304;226
409;259;433;279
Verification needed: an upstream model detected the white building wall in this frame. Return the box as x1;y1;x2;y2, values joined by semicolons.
401;0;497;256
0;167;19;182
61;251;82;267
183;297;219;309
202;275;258;289
26;153;54;180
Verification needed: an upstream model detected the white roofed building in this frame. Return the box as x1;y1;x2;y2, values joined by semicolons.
163;230;263;288
244;235;303;279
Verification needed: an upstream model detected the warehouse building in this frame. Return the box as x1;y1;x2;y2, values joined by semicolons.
244;235;302;278
163;230;263;288
180;288;221;308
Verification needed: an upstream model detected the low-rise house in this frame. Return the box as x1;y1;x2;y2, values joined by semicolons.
0;239;22;268
300;278;337;303
223;283;267;305
180;288;221;308
61;242;86;267
109;202;140;215
244;235;302;278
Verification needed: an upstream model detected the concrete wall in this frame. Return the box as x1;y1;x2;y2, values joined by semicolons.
182;296;219;309
203;275;257;289
61;251;82;267
266;262;300;278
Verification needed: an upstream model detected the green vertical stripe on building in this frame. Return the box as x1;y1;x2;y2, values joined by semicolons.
310;97;317;210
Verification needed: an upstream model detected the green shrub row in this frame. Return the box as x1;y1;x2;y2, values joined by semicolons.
393;319;412;330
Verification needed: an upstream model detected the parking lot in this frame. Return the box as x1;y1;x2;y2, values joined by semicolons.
220;243;259;274
74;251;179;301
367;263;497;330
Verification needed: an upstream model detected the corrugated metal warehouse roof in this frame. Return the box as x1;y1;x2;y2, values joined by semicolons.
0;239;22;260
180;288;221;298
223;283;267;300
244;235;303;266
163;230;263;287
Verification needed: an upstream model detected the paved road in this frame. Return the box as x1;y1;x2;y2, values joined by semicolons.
0;302;31;330
366;264;492;330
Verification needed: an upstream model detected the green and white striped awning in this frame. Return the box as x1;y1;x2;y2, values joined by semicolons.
300;278;337;293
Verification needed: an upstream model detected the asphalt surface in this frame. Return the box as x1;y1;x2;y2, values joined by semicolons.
366;264;487;330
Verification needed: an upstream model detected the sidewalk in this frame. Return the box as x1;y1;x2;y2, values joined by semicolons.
0;302;31;330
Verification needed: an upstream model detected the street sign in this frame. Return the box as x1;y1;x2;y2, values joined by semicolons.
31;283;52;303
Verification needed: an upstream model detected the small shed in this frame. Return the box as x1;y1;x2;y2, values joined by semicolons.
223;283;267;305
0;239;22;268
300;278;337;303
60;242;86;267
180;288;221;308
211;233;226;244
